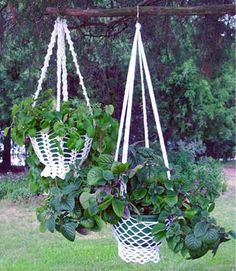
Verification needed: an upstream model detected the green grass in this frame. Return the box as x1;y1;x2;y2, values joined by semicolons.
0;173;235;271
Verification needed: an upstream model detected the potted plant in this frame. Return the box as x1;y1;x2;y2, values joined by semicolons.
111;143;235;262
36;146;235;262
5;90;118;179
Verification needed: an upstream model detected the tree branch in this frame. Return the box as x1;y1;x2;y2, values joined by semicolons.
46;4;235;18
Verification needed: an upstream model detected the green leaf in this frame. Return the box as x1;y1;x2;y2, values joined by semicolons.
87;200;99;216
103;170;114;181
67;137;76;149
228;230;236;239
129;164;143;178
97;154;114;170
132;188;147;200
164;180;173;190
45;216;56;233
152;223;166;235
3;127;10;137
165;194;178;207
194;221;209;238
153;230;166;242
53;122;66;136
173;241;183;253
75;138;84;151
111;162;129;175
158;211;169;222
103;208;120;224
11;104;19;117
184;209;198;219
181;245;189;257
61;197;75;211
105;105;114;115
60;223;77;241
99;195;113;211
80;218;95;229
39;222;47;233
87;167;104;185
202;229;219;245
185;234;202;251
111;198;125;217
86;123;95;138
80;192;93;209
155;186;165;195
28;128;36;137
94;215;105;231
208;202;215;213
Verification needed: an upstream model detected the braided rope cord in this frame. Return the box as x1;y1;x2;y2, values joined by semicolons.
30;18;92;179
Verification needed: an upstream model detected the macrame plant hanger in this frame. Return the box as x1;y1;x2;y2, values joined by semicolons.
112;21;171;264
31;18;92;180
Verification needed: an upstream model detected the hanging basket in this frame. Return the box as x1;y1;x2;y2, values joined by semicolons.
113;22;171;264
31;18;93;179
112;216;161;264
31;131;92;179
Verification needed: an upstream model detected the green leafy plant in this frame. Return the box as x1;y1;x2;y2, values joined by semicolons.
35;141;235;259
121;143;235;259
36;156;129;241
6;90;117;156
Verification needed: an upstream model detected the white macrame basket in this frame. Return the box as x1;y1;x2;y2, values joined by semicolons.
31;131;92;179
112;216;161;264
113;22;171;264
31;18;93;180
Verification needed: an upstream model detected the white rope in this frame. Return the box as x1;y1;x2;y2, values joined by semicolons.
33;18;90;113
115;24;140;162
63;20;93;115
138;30;149;148
138;33;171;180
33;20;58;106
61;20;68;102
122;24;140;164
115;22;171;180
56;19;63;111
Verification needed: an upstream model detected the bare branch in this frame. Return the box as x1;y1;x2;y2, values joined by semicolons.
46;4;235;18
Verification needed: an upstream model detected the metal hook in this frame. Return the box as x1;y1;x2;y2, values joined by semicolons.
136;5;139;22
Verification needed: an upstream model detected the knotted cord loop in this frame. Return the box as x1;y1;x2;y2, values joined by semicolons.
115;22;171;180
32;18;92;114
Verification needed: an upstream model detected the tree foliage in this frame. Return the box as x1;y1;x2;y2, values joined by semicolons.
0;0;235;162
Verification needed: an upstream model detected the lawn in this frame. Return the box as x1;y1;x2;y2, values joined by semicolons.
0;166;235;271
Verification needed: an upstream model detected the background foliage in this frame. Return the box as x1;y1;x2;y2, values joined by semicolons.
0;0;235;169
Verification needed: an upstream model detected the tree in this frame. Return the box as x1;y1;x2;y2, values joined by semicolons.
0;0;235;172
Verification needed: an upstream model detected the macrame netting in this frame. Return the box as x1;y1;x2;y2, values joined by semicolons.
31;132;92;179
31;18;92;180
112;216;161;264
112;22;171;264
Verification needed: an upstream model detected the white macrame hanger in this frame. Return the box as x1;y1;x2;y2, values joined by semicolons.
32;17;92;114
115;21;171;181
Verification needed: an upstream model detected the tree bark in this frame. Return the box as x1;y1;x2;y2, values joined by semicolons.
0;128;11;172
46;4;235;18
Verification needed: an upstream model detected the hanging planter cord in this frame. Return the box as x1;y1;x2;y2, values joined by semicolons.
30;18;92;180
113;21;171;264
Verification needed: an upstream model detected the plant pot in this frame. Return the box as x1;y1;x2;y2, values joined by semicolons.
30;130;92;179
112;215;161;264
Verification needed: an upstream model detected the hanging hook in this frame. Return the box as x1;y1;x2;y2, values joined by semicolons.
56;0;65;18
136;5;140;22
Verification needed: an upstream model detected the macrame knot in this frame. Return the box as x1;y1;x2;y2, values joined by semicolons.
135;22;141;30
